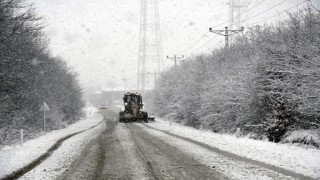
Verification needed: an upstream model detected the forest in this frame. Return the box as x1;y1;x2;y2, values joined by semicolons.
154;8;320;144
0;0;84;146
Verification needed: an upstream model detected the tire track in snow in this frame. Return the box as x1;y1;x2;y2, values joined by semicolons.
57;124;106;180
125;124;161;180
141;124;314;180
126;123;227;179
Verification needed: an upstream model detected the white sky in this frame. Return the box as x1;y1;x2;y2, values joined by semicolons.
27;0;315;90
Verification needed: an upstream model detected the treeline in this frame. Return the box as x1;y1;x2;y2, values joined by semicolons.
154;8;320;142
0;0;84;146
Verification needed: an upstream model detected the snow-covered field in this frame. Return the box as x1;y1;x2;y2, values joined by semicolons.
0;107;104;179
146;118;320;179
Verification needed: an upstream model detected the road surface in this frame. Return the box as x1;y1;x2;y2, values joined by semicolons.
17;108;313;180
57;109;226;180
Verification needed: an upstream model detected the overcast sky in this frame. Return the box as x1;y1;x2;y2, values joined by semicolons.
27;0;314;90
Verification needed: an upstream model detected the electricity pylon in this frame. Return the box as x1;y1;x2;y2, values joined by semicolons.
228;0;248;43
137;0;163;91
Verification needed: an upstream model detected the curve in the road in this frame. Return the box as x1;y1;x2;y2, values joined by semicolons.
142;124;315;180
1;122;103;180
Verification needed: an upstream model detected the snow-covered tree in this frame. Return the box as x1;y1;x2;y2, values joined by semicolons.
0;0;84;146
154;8;320;141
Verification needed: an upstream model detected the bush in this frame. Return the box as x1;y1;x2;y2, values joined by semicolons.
281;129;320;148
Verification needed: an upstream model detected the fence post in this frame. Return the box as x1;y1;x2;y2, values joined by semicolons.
20;129;24;144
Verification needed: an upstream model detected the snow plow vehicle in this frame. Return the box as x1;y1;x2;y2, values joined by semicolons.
119;92;154;123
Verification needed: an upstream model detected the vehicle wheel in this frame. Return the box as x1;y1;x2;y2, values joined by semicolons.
144;113;148;123
119;112;124;123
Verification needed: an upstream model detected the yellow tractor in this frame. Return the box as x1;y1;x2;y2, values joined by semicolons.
119;92;152;123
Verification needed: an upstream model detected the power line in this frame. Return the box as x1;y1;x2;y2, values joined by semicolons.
238;0;267;17
247;0;309;26
180;32;209;54
182;1;267;55
180;0;288;57
185;36;218;56
180;0;276;55
211;0;268;29
240;0;288;24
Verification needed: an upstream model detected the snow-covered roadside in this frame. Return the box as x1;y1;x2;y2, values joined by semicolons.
21;121;105;179
0;107;104;179
147;118;320;179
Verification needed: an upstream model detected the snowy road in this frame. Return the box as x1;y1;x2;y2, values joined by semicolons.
2;108;317;180
57;110;227;180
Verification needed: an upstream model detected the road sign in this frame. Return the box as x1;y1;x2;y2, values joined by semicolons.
40;102;50;131
39;102;50;112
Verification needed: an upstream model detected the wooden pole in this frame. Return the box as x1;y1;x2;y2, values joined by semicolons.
20;129;23;144
43;104;46;131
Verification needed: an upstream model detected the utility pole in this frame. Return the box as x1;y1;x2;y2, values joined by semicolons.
209;26;244;48
166;55;184;66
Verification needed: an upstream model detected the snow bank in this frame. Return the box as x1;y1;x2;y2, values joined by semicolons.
0;107;103;178
147;118;320;179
